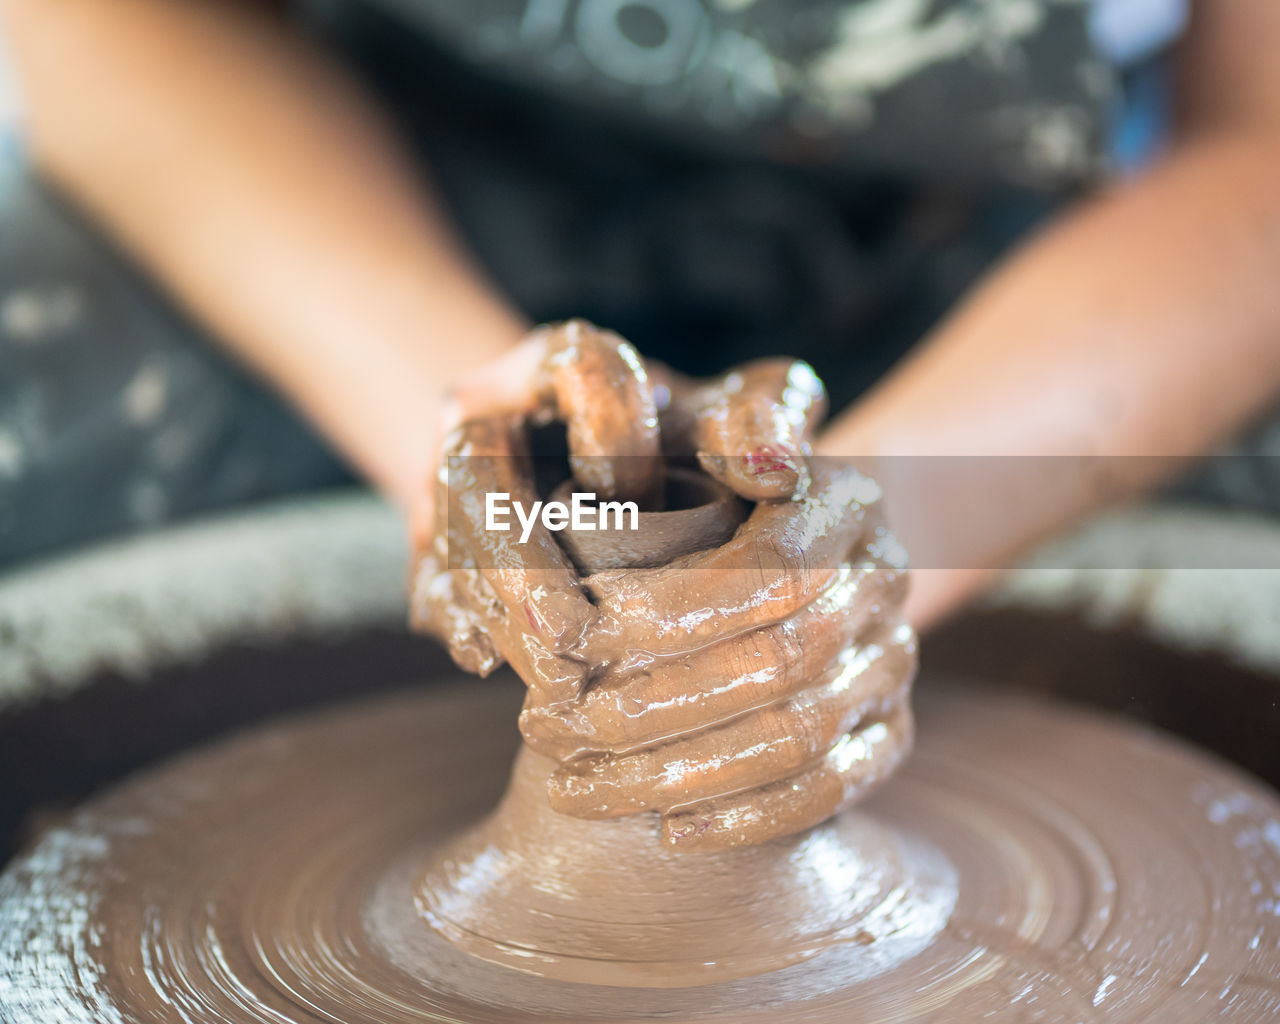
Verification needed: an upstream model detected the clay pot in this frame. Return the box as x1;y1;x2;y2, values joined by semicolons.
550;466;747;572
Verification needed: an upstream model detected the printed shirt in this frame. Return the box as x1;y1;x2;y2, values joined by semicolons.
345;0;1189;186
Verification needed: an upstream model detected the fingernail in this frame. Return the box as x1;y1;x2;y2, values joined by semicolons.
743;445;799;478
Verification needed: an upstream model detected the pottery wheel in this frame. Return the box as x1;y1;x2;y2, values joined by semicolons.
2;676;1279;1023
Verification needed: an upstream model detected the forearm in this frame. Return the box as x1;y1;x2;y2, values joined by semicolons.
819;132;1280;627
3;0;524;504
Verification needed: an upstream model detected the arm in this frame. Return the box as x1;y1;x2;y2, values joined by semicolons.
1;0;526;508
817;0;1280;630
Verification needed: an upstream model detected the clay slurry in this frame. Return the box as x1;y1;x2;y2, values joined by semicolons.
2;681;1278;1020
3;324;1277;1018
414;321;914;851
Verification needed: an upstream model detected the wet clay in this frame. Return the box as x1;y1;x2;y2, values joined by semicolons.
416;322;905;850
420;440;916;852
527;460;914;849
413;322;838;789
549;468;746;571
647;356;827;501
2;679;1278;1022
405;458;924;987
528;320;665;509
414;740;945;988
4;327;1277;1017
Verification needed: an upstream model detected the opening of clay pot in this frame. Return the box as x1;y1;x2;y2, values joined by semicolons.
551;467;747;572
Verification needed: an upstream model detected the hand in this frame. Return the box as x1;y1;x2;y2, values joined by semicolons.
410;320;662;705
408;319;663;554
519;459;917;851
410;322;830;696
648;357;826;501
410;320;912;852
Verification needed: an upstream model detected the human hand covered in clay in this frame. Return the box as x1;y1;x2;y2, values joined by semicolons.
410;319;827;700
647;357;826;501
409;321;662;705
426;320;826;509
520;460;916;851
411;321;915;851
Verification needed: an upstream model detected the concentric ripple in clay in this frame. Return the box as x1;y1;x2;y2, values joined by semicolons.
2;677;1278;1022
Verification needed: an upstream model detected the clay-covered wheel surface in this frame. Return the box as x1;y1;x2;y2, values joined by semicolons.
1;677;1278;1022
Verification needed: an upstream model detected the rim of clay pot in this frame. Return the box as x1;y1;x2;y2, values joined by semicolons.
549;466;747;572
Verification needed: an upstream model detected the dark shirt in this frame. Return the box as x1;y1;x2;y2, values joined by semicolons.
297;0;1179;393
310;0;1187;187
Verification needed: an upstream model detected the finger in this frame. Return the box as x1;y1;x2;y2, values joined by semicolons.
477;611;588;706
408;554;501;677
657;359;823;452
546;625;914;817
660;704;915;852
521;557;907;758
532;319;663;506
409;551;588;705
409;450;500;674
443;416;594;658
693;360;825;501
442;336;549;426
446;321;664;504
576;460;879;665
